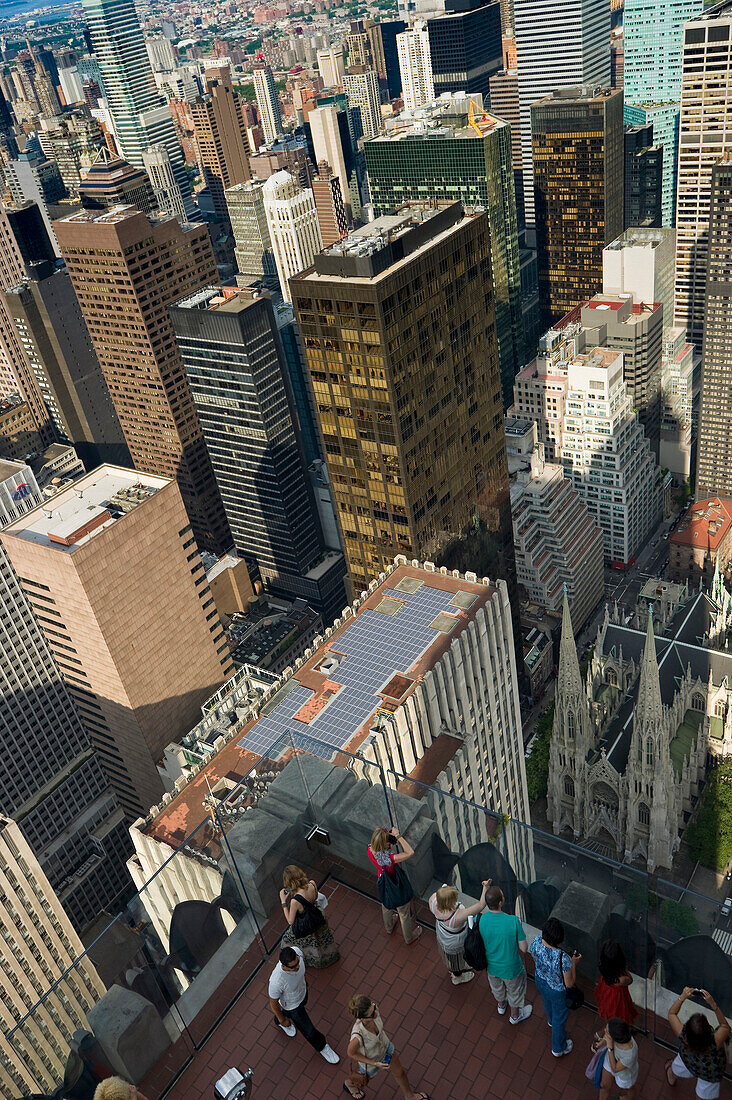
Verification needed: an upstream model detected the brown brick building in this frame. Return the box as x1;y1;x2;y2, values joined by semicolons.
1;466;234;819
55;206;231;554
190;66;252;220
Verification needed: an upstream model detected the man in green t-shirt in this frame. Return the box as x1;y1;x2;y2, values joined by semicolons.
478;886;532;1023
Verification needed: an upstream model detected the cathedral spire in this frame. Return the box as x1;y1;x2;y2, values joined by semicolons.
559;586;583;697
636;608;663;727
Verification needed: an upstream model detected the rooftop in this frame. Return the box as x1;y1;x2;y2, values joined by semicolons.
142;883;678;1100
140;562;495;850
1;464;169;551
672;497;732;551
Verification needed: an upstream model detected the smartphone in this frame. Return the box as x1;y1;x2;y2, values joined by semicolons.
383;1051;392;1066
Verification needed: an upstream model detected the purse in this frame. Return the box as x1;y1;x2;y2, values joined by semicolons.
557;948;585;1010
463;914;488;972
377;862;414;910
292;894;326;938
585;1046;606;1088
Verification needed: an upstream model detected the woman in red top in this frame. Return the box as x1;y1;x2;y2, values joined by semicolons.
367;827;421;945
594;940;637;1039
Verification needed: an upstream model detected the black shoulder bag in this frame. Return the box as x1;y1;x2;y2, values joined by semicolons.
559;949;585;1011
463;913;488;972
292;893;326;938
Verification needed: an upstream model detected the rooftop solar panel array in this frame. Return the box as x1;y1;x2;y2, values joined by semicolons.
239;582;465;759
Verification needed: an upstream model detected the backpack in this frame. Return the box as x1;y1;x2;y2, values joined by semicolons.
463;913;487;971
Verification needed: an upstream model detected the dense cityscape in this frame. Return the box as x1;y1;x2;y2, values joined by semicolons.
0;0;731;1095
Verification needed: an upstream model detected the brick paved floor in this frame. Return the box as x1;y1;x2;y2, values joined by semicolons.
150;882;684;1100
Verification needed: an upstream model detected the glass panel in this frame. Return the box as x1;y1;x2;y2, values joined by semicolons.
650;876;732;1046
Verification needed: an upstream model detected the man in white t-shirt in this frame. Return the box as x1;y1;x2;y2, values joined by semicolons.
268;945;339;1063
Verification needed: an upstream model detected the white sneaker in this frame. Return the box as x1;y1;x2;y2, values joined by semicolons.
320;1043;340;1064
552;1040;573;1057
451;970;475;985
497;1001;508;1015
509;1005;533;1025
278;1022;296;1037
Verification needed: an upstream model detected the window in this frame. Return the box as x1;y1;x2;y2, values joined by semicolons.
646;738;654;767
606;669;617;687
638;803;650;826
564;775;575;798
692;692;705;711
715;700;725;718
567;711;575;740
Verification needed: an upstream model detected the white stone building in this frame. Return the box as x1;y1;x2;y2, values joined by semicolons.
397;22;434;113
262;171;323;302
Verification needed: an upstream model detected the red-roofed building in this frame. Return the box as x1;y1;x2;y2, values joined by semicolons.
669;497;732;586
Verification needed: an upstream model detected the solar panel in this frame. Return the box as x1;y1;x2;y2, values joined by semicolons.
239;582;465;758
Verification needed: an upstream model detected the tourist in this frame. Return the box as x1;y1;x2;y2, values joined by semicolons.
367;826;421;944
666;987;729;1097
594;940;637;1037
344;994;429;1100
598;1018;639;1099
428;878;491;985
93;1081;150;1100
268;945;340;1063
279;864;339;968
480;885;533;1024
529;917;581;1057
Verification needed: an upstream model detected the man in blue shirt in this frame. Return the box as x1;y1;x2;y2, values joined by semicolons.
478;886;532;1023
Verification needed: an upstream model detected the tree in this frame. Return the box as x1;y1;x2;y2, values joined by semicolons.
685;761;732;872
525;704;554;802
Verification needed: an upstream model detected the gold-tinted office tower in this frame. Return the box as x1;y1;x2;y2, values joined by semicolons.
55;206;231;554
291;203;513;594
532;87;624;324
190;66;251;220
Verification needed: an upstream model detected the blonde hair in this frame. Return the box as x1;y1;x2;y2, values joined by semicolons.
435;885;458;912
93;1079;135;1100
370;827;392;852
282;864;309;892
348;993;373;1019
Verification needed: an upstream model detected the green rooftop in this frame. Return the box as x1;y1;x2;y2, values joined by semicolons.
671;708;704;777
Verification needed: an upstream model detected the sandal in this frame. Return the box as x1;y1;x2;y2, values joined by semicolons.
665;1060;677;1087
343;1085;365;1100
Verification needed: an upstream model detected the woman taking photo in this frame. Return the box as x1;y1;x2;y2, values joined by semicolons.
367;826;421;944
344;994;429;1100
529;916;581;1057
428;879;491;985
666;987;729;1098
279;864;339;969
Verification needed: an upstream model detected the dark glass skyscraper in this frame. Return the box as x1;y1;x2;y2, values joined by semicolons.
624;123;663;229
532;86;624;324
426;0;502;103
170;287;348;621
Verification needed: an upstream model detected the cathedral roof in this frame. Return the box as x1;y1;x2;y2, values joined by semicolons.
599;591;730;772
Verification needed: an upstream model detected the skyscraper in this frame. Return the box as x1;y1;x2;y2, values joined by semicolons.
55;207;231;554
514;0;610;229
312;162;349;246
695;158;732;498
141;144;189;220
81;0;194;219
226;179;278;286
317;46;345;88
190;66;252;221
425;0;502;103
343;66;381;139
2;465;234;821
171;287;348;620
3;259;130;469
623;0;703;227
291;203;514;595
78;147;156;213
364;96;523;406
0;817;106;1098
309;104;352;217
532;87;624;323
0;461;131;931
397;22;434;112
262;171;323;303
254;61;283;143
624;123;663;228
674;3;732;347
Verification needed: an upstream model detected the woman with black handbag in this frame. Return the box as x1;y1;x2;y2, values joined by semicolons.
367;827;422;944
280;865;340;968
529;917;582;1058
